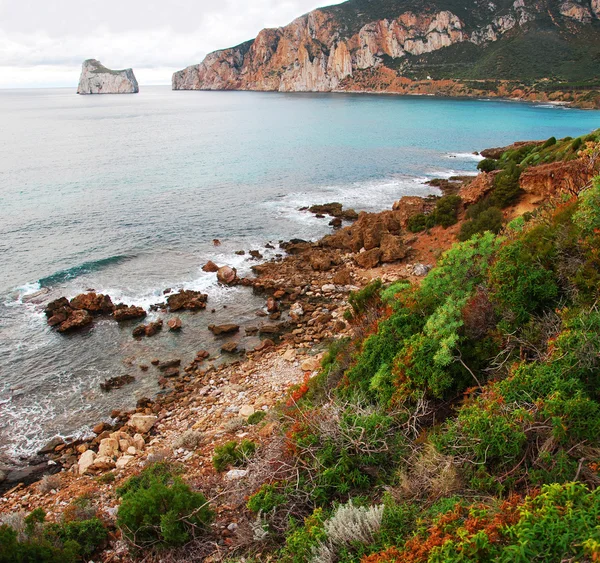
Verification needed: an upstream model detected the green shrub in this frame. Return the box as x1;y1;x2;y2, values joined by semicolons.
433;195;462;228
542;136;557;148
407;213;435;232
247;410;267;425
477;158;497;172
280;509;328;563
212;439;256;472
117;463;213;548
247;484;288;513
491;161;522;207
458;206;503;241
571;137;583;151
0;508;106;563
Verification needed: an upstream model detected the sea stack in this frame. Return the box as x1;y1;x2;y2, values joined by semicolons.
77;59;139;94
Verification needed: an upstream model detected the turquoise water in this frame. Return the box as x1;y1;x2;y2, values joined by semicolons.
0;86;598;464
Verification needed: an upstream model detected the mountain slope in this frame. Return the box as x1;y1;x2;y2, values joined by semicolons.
172;0;600;106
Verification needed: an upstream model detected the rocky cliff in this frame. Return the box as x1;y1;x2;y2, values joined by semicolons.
77;59;139;95
173;0;600;106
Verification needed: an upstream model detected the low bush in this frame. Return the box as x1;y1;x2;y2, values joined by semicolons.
212;439;256;472
477;158;497;172
0;507;107;563
458;205;503;241
247;483;288;513
116;462;213;548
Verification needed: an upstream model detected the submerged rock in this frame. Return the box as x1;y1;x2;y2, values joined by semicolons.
209;324;240;336
77;59;139;95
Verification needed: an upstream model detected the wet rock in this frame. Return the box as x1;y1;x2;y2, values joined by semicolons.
217;266;238;285
245;326;259;335
100;374;135;391
213;239;221;246
132;320;163;337
38;437;65;455
162;367;180;377
259;324;282;335
235;250;245;255
308;202;343;217
329;217;342;229
69;292;115;314
209;324;240;336
158;359;181;370
127;414;157;434
249;250;263;259
57;309;93;332
254;339;275;352
167;317;182;330
355;248;381;269
44;297;70;319
221;341;239;353
266;297;278;313
202;260;220;272
114;304;147;322
167;289;208;311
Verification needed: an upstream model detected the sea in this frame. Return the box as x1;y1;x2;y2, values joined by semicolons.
0;86;598;466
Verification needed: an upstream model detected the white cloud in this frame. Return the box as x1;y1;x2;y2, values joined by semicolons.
0;0;345;88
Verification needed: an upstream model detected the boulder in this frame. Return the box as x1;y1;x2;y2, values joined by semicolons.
100;374;135;391
202;260;220;272
239;405;255;418
221;341;239;353
254;339;275;352
217;266;237;285
209;324;240;336
392;196;428;228
69;292;114;314
380;234;406;263
78;450;96;475
310;253;333;271
158;359;181;370
57;309;93;332
355;248;381;269
92;456;116;471
332;268;351;285
133;320;163;337
266;297;278;313
116;455;135;469
301;357;321;372
289;303;304;321
309;202;343;217
225;469;248;480
127;414;158;434
114;304;147;322
166;290;208;311
459;172;495;205
167;317;182;330
98;438;119;458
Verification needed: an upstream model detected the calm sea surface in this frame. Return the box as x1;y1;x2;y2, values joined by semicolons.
0;86;598;464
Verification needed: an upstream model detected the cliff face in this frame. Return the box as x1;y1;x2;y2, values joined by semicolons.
77;60;139;95
172;0;600;104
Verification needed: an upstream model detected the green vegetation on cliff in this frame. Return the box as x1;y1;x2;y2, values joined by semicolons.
233;137;600;562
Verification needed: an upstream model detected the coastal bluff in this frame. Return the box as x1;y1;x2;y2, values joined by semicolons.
77;59;139;95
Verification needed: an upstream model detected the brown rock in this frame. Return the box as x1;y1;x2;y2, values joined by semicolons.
266;297;278;313
354;248;381;269
202;260;220;272
329;217;342;228
221;341;239;353
57;309;93;332
69;292;114;314
459;172;495;205
44;297;70;319
166;290;208;311
380;233;406;263
158;359;181;370
254;339;275;351
332;268;351;285
209;324;240;336
310;253;333;272
114;304;147;322
167;317;182;330
308;202;343;217
100;374;135;391
217;266;238;285
392;196;427;228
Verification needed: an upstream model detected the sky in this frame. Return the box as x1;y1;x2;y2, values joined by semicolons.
0;0;344;88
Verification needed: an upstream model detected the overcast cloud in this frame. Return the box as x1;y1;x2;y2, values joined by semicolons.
0;0;343;88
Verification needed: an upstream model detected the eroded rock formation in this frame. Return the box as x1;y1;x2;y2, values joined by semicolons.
77;59;139;95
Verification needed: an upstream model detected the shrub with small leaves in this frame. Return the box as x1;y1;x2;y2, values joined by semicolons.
212;440;256;472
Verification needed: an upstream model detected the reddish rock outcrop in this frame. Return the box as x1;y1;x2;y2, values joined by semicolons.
209;324;240;336
519;159;592;200
217;266;238;285
69;292;115;314
166;290;208;311
113;304;147;322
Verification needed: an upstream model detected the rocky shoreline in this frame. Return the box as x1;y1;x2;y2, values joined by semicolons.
1;138;590;560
